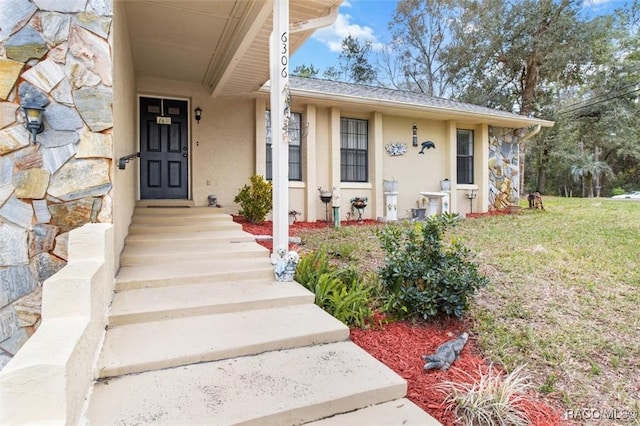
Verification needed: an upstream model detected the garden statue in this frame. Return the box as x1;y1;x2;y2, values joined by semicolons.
422;332;469;371
271;247;300;282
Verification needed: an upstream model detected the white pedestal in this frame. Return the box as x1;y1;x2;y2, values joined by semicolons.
384;191;398;221
419;191;447;216
441;191;450;214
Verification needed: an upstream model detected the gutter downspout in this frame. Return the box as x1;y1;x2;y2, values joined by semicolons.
520;124;541;144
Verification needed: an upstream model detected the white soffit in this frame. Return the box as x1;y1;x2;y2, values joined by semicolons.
123;0;342;96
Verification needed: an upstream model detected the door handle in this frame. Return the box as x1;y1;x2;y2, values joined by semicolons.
182;153;188;157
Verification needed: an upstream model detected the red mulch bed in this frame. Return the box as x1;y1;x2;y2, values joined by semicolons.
234;217;566;425
351;316;565;425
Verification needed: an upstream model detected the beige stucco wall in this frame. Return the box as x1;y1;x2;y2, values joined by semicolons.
125;83;500;220
112;0;137;270
381;116;449;217
0;224;114;425
262;99;492;221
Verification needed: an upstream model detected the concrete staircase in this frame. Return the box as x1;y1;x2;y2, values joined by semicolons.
85;204;441;425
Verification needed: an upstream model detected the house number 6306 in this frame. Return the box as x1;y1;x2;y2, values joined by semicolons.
280;32;288;78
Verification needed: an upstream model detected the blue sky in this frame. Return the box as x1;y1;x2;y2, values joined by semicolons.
290;0;633;75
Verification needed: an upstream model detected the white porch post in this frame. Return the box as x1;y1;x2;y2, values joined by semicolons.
270;0;290;253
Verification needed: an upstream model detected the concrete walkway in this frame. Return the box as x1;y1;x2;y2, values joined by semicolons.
85;205;441;425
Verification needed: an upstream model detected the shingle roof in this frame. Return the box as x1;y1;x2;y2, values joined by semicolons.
287;76;554;127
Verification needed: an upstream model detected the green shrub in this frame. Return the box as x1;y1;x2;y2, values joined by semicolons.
611;187;626;196
377;215;487;319
234;175;272;224
295;250;373;327
295;249;331;285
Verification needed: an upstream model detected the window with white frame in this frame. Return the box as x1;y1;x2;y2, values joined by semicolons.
457;129;474;184
265;111;302;181
340;117;368;182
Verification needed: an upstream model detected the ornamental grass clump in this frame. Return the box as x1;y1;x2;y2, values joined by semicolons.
377;214;487;319
438;364;532;426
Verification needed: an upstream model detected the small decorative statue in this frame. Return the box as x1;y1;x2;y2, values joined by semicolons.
422;332;469;371
271;247;300;282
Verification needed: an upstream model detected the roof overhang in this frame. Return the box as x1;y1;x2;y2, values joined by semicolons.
123;0;341;97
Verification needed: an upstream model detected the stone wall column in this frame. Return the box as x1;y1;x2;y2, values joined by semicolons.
0;0;115;369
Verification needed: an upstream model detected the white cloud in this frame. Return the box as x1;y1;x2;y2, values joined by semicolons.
312;12;383;52
582;0;628;12
583;0;614;6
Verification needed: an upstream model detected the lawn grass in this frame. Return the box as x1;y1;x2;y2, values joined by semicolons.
453;197;640;423
296;197;640;424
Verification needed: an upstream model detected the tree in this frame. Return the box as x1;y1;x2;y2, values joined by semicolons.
445;0;609;115
292;64;319;78
388;0;459;96
570;153;614;198
532;1;640;195
323;35;377;84
441;0;611;194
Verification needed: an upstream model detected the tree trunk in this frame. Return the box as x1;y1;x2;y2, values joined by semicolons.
518;56;539;195
536;139;550;193
586;176;594;198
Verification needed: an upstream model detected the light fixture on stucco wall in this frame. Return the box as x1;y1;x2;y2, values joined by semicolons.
194;106;202;124
412;123;418;146
21;103;45;142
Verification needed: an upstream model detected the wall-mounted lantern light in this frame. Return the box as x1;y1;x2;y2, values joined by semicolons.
21;103;45;143
194;106;202;124
412;123;418;147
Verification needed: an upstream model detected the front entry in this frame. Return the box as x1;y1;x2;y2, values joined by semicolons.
139;97;189;199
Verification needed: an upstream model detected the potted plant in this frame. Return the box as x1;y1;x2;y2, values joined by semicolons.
411;196;427;220
318;187;333;202
350;196;368;222
288;210;301;224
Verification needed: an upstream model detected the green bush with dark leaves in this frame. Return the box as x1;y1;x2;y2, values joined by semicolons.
378;214;487;319
234;175;272;224
295;249;373;327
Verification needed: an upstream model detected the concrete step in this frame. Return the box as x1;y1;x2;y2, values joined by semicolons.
128;221;242;234
115;258;274;291
87;341;411;425
135;200;195;208
124;229;256;246
306;398;441;425
132;212;233;225
120;241;268;266
98;304;349;378
109;279;315;326
134;206;219;215
131;214;233;225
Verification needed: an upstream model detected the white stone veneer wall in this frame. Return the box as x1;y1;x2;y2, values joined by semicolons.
489;127;521;209
0;0;115;367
